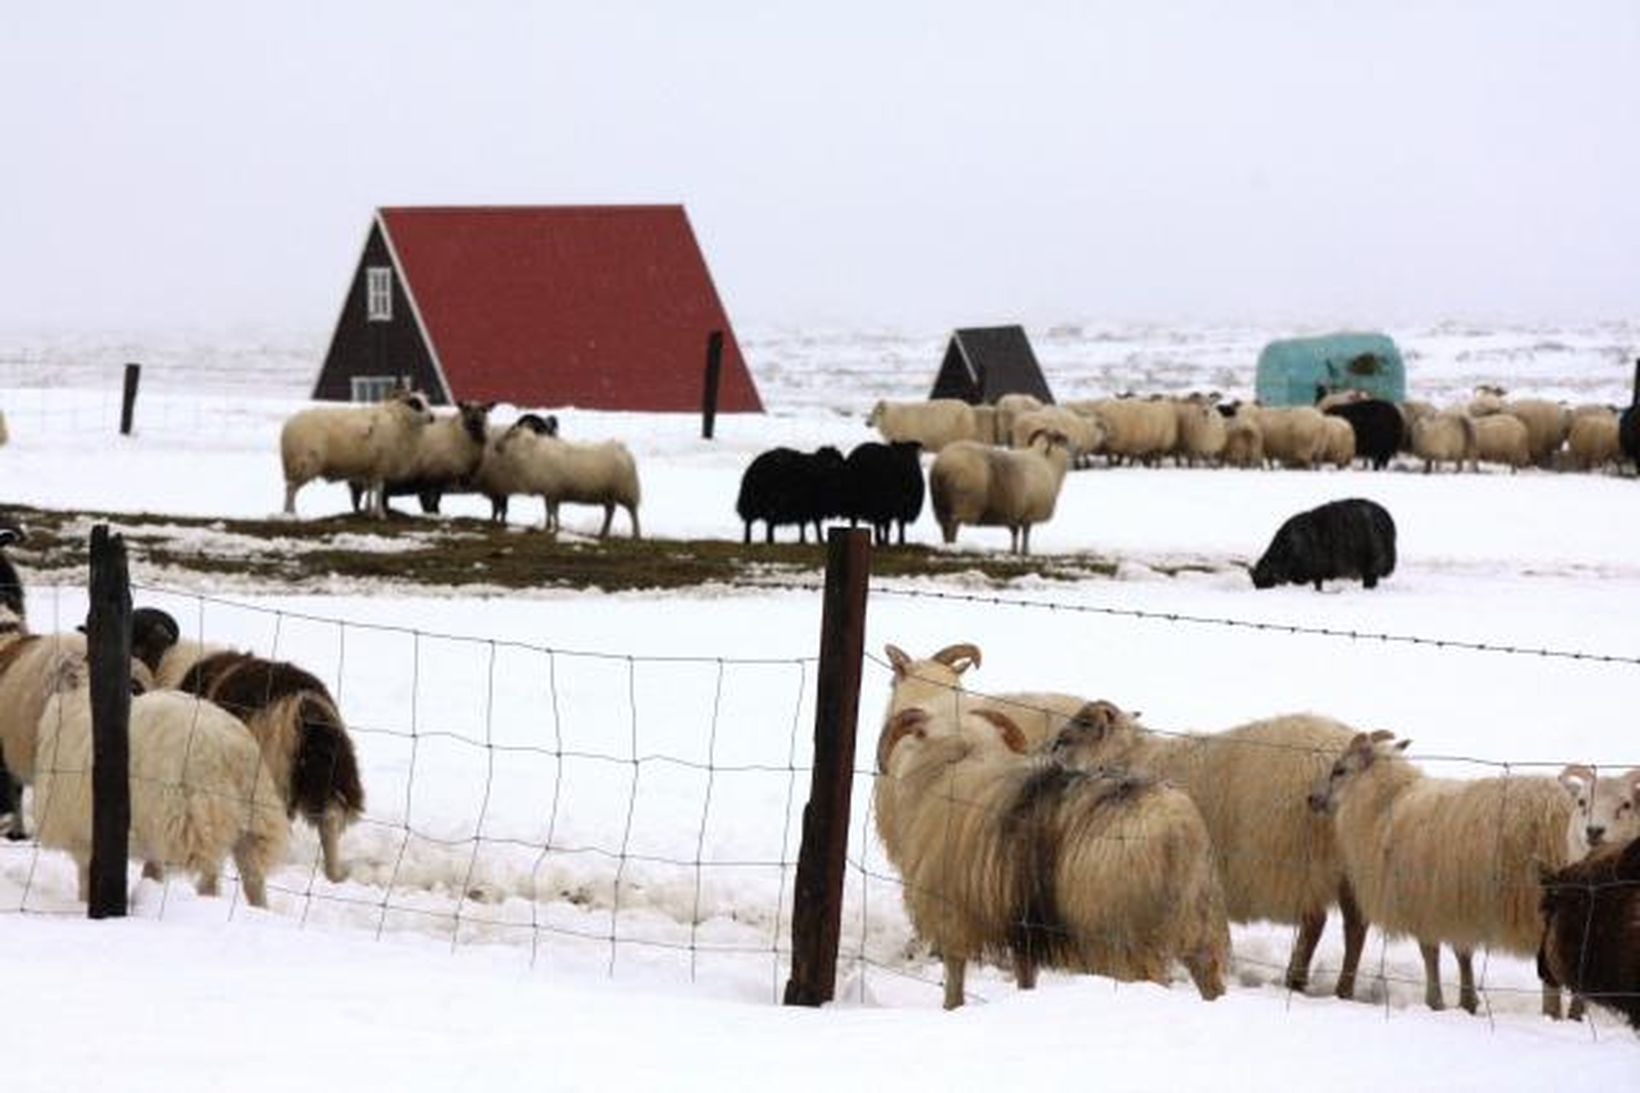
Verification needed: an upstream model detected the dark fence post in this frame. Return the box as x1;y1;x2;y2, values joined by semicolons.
1631;357;1639;406
86;524;132;919
119;363;141;436
784;527;871;1006
701;330;724;440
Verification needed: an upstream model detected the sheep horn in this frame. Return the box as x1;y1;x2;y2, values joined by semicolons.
1368;729;1396;742
929;643;981;670
877;707;930;772
971;709;1028;754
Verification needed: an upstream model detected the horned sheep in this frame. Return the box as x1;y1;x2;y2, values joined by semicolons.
32;660;289;908
875;706;1230;1008
1311;730;1574;1016
992;394;1044;448
866;399;976;453
280;388;435;518
929;433;1073;554
1010;406;1105;467
1053;702;1369;997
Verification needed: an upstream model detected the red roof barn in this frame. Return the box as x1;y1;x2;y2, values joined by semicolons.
312;205;763;412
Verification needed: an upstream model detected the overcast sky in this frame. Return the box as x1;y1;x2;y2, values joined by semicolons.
3;2;1637;333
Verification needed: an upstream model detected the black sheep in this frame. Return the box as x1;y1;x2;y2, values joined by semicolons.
1251;498;1396;591
1620;404;1639;467
1324;399;1405;471
842;441;924;546
0;518;25;839
735;446;846;544
1539;836;1640;1030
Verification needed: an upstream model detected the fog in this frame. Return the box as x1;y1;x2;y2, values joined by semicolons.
3;1;1636;332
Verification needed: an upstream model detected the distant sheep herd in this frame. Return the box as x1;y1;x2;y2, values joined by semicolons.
875;640;1640;1025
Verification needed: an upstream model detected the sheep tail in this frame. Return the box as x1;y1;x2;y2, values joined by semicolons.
292;693;365;822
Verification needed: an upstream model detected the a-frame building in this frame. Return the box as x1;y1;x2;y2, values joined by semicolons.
928;325;1054;405
312;205;763;413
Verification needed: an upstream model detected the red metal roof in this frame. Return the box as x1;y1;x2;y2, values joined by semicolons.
379;205;762;412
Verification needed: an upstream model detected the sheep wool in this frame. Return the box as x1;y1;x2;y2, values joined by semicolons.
33;680;289;907
929;433;1073;554
867;399;977;453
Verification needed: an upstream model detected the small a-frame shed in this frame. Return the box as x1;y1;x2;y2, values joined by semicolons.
311;205;763;413
928;325;1054;405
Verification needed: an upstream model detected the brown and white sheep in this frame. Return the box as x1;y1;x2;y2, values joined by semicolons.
348;399;494;514
876;708;1230;1008
32;661;289;908
1311;731;1574;1016
866;399;977;453
1538;836;1640;1030
1054;702;1369;997
280;388;435;517
928;432;1073;554
480;425;642;537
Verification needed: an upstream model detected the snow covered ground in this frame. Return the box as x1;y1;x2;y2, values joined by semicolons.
3;324;1638;1085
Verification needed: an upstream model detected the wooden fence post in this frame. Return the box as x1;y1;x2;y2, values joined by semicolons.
119;363;141;436
784;527;871;1006
1631;357;1639;406
701;330;724;440
86;524;132;919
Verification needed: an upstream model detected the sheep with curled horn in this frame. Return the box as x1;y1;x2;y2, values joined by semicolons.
1055;701;1370;999
1310;730;1575;1017
875;706;1230;1008
131;609;364;884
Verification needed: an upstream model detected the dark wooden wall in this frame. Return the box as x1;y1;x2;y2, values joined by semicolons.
311;225;448;404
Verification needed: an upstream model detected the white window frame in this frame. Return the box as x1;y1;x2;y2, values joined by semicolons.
366;266;393;322
350;375;401;403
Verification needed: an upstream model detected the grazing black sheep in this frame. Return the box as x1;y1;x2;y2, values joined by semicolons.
1324;399;1405;471
842;441;924;546
735;446;846;544
1251;498;1396;591
1539;836;1640;1030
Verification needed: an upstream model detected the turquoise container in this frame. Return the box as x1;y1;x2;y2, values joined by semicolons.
1254;332;1406;406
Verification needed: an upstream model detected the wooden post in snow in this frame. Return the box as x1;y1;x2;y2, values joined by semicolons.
86;524;132;919
119;363;141;436
783;527;871;1006
701;330;724;440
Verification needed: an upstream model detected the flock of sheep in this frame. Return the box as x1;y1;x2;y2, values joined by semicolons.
279;389;642;535
872;641;1640;1025
0;520;364;908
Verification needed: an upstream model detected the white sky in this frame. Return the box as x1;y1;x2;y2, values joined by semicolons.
3;1;1637;332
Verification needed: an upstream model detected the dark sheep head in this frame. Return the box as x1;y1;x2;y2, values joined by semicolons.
456;401;495;444
1251;525;1306;589
130;607;181;675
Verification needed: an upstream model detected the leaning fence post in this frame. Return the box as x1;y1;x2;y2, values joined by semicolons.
86;524;132;919
701;330;724;440
783;527;871;1006
119;363;141;436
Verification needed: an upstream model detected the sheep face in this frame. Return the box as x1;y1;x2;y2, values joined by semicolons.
1308;730;1407;814
456;401;495;445
1560;764;1640;857
129;607;181;675
1048;701;1139;770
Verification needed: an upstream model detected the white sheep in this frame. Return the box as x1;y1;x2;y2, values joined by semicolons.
348;400;493;514
1055;702;1369;998
875;707;1230;1008
1250;405;1327;469
1469;413;1531;471
866;399;977;453
32;662;289;908
280;389;435;518
1311;730;1574;1016
1503;398;1570;467
1409;411;1475;473
1319;415;1356;469
480;425;642;537
928;432;1073;554
1397;400;1438;453
1010;406;1104;466
1221;413;1264;469
991;393;1043;447
1559;764;1640;859
1081;397;1177;466
1566;410;1621;472
1174;397;1228;467
970;404;1002;445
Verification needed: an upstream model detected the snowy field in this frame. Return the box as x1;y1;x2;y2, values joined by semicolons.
3;323;1638;1086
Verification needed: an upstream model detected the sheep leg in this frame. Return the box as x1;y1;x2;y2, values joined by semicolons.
942;954;968;1010
1568;995;1585;1021
1013;949;1038;992
598;503;615;539
1455;948;1478;1014
282;481;299;516
76;859;91;902
627;505;640;539
1335;880;1366;1000
318;806;348;884
195;866;220;898
1419;941;1445;1010
141;861;165;883
1284;907;1327;993
233;843;270;909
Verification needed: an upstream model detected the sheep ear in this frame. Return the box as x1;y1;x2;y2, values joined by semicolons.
1559;764;1595;797
884;645;912;678
1393;739;1411;752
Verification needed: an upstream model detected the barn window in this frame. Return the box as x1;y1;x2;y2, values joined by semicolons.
350;375;401;403
366;267;393;321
